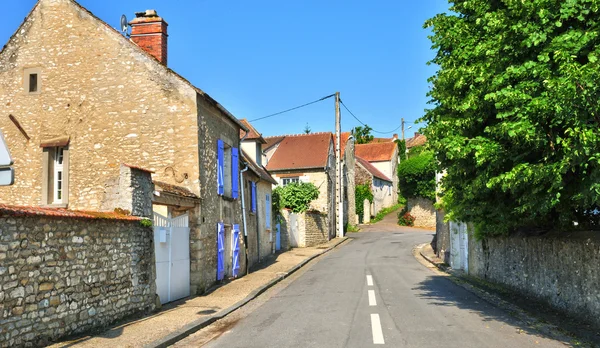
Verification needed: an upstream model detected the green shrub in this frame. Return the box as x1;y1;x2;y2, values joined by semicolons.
397;209;415;226
274;182;319;213
370;203;403;223
355;184;373;223
398;151;436;201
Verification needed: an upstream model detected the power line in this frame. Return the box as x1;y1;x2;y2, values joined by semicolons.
339;99;402;134
249;94;335;122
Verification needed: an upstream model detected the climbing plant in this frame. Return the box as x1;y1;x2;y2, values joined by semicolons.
355;183;374;222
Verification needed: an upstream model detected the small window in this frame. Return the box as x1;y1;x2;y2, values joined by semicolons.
29;73;38;93
42;145;68;206
54;147;64;202
282;177;299;187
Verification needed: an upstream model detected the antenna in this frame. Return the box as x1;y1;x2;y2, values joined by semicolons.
120;14;129;35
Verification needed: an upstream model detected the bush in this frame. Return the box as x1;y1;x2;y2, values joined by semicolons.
355;184;374;222
398;151;436;201
397;207;415;226
273;182;319;213
370;203;403;224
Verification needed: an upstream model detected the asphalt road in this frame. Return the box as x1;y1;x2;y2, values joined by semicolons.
198;227;565;348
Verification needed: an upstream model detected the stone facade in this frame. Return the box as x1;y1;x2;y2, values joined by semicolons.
304;211;329;247
469;231;600;330
280;210;328;248
243;173;274;269
101;165;154;218
0;0;245;296
0;212;155;347
407;197;435;228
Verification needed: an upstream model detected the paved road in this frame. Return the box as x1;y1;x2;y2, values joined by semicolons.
198;227;565;348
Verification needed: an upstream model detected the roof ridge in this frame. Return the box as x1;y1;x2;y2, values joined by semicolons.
264;132;331;138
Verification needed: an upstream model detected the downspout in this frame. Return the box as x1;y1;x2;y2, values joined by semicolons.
240;164;249;273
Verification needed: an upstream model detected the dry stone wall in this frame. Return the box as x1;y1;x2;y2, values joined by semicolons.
304;212;329;247
407;197;435;228
0;213;155;347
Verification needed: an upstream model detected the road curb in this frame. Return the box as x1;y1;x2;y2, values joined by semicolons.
145;237;350;348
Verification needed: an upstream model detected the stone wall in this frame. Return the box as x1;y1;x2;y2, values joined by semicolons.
407;197;435;228
101;165;154;218
304;211;329;247
0;211;155;347
469;231;600;329
434;209;450;263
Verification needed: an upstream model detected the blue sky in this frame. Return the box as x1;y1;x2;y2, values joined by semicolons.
1;0;448;138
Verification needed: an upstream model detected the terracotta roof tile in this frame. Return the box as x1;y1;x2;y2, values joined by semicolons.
264;136;286;150
0;204;141;221
333;132;351;155
266;132;332;171
356;156;392;182
405;133;427;149
239;119;266;144
355;142;397;162
153;181;199;199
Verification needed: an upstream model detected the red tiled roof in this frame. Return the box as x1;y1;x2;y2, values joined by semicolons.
123;163;155;173
265;132;332;171
0;204;141;221
355;142;397;162
153;181;200;199
333;132;351;155
239;119;266;144
241;151;277;185
356;156;391;182
264;136;286;150
406;133;427;149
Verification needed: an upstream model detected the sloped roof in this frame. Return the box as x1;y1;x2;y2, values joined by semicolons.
355;142;397;162
264;136;286;151
265;132;332;171
154;181;200;199
356;156;391;182
1;0;247;133
333;132;352;155
241;151;277;184
406;133;427;149
0;204;141;220
370;134;398;143
239;119;266;144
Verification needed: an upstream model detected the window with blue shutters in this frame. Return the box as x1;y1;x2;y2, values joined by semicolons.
251;182;257;213
217;140;224;195
217;140;240;199
232;147;239;199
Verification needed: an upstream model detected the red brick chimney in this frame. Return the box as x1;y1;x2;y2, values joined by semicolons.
129;10;168;65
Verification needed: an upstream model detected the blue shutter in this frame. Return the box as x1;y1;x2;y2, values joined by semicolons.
232;224;240;278
266;194;271;229
217;140;224;195
217;222;225;280
251;182;257;213
232;147;239;199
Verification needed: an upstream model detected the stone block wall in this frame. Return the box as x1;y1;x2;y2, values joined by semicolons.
407;197;435;228
469;231;600;329
0;211;156;347
304;211;329;247
101;165;154;218
434;209;450;263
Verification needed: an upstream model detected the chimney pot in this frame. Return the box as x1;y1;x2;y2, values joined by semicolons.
129;10;168;65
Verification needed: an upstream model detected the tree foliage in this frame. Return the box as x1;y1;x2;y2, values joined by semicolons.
355;183;374;222
351;125;374;144
398;152;436;201
273;182;319;213
424;0;600;236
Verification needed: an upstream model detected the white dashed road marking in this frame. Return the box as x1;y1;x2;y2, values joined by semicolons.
366;275;373;286
370;313;385;344
368;290;377;306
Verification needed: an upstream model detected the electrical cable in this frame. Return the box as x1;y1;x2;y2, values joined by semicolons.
339;99;403;134
249;94;335;122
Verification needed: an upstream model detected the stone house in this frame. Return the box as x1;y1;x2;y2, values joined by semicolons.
355;156;394;216
355;142;399;204
264;132;336;240
0;0;247;298
239;119;277;268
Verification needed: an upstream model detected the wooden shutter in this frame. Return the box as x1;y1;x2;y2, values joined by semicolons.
251;182;257;213
217;140;224;195
265;194;271;229
232;147;239;199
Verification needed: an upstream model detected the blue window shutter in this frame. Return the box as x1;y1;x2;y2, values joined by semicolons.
232;147;239;199
232;224;240;277
251;182;257;213
266;194;271;229
217;140;224;195
217;222;225;280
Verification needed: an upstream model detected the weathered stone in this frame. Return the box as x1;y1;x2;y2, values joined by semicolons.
26;256;41;265
11;307;24;316
9;287;24;299
38;283;54;292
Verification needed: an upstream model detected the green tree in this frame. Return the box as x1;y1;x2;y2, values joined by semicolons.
397;152;436;201
304;123;311;134
273;182;319;213
351;125;374;144
424;1;600;236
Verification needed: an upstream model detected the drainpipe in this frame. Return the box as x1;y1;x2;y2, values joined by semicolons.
240;164;249;273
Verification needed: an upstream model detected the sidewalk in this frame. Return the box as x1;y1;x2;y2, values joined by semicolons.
50;238;347;348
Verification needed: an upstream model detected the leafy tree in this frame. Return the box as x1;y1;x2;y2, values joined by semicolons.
424;1;600;236
351;125;374;144
355;184;374;222
304;123;311;134
398;152;436;201
274;182;319;213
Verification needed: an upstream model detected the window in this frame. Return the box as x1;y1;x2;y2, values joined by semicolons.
41;144;69;206
24;68;41;94
217;139;239;199
282;177;299;186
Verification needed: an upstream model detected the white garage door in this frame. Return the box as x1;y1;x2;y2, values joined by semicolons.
154;212;190;304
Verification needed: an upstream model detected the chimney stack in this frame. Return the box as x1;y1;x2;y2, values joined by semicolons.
129;10;168;65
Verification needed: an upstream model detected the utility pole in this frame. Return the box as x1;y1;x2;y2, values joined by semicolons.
401;117;405;141
335;92;343;238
